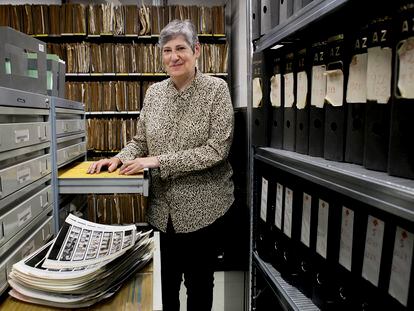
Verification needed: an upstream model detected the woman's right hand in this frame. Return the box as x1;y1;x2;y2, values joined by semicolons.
86;157;121;174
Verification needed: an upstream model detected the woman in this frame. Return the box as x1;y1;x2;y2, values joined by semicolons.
87;19;234;311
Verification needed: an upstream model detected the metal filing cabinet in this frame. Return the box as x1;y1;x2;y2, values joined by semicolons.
50;96;86;229
0;86;53;295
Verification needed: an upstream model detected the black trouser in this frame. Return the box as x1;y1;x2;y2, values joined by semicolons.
159;215;224;311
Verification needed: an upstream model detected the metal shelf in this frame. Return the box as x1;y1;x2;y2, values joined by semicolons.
253;252;319;311
85;111;140;116
255;148;414;221
254;0;349;52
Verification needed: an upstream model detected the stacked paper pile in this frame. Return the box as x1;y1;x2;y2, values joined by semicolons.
8;214;153;308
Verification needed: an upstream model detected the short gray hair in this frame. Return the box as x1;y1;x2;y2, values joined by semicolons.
159;19;199;51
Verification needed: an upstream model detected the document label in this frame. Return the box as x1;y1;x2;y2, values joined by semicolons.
347;53;368;103
301;193;312;247
252;78;263;108
260;178;268;222
283;187;293;238
397;38;414;99
362;216;385;286
367;46;392;104
275;183;283;229
388;227;413;307
296;71;308;109
339;206;354;271
270;74;282;107
284;72;295;108
311;65;327;108
316;199;329;258
325;69;344;106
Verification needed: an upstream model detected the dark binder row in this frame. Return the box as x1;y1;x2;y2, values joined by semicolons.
253;159;413;311
252;1;414;180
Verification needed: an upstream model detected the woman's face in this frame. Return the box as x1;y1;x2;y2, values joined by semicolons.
162;35;200;79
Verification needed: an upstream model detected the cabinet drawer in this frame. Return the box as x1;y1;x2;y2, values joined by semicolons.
56;119;85;136
0;154;51;199
0;122;50;152
0;215;54;294
57;142;86;166
0;185;52;248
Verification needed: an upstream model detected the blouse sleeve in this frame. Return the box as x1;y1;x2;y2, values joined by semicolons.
115;90;150;163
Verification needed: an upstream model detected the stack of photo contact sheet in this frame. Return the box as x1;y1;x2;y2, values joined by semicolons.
7;214;154;308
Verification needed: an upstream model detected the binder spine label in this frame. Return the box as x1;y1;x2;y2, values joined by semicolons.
296;71;308;109
275;183;283;229
284;72;295;107
325;69;344;106
283;187;293;238
366;16;393;104
396;37;414;99
347;53;368;103
339;206;354;271
301;193;312;247
366;46;392;104
316;199;329;258
270;74;282;107
260;178;268;222
311;65;327;108
362;215;385;287
388;227;413;306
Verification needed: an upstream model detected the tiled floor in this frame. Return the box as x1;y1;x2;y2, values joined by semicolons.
179;271;246;311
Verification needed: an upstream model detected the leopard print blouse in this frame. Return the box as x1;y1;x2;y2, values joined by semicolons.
115;70;234;233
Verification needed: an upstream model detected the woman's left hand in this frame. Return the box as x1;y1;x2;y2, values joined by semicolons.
119;156;160;175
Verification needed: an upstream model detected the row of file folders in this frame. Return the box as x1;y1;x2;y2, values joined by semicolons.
66;81;154;112
0;4;225;36
47;43;228;74
252;3;414;180
254;160;413;311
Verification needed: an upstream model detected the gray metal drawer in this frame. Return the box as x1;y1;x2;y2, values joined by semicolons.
0;215;54;294
0;122;50;153
0;154;51;199
57;142;86;166
56;119;85;136
0;185;52;248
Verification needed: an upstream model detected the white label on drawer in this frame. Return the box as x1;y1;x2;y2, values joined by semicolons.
388;227;413;307
18;206;32;227
301;193;312;247
17;167;31;184
362;216;385;287
275;183;283;229
283;187;293;238
260;178;268;222
311;65;327;108
339;206;354;271
21;240;35;259
39;44;44;52
316;199;329;258
15;129;30;143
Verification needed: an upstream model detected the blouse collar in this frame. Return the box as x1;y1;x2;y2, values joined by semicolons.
167;68;201;100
